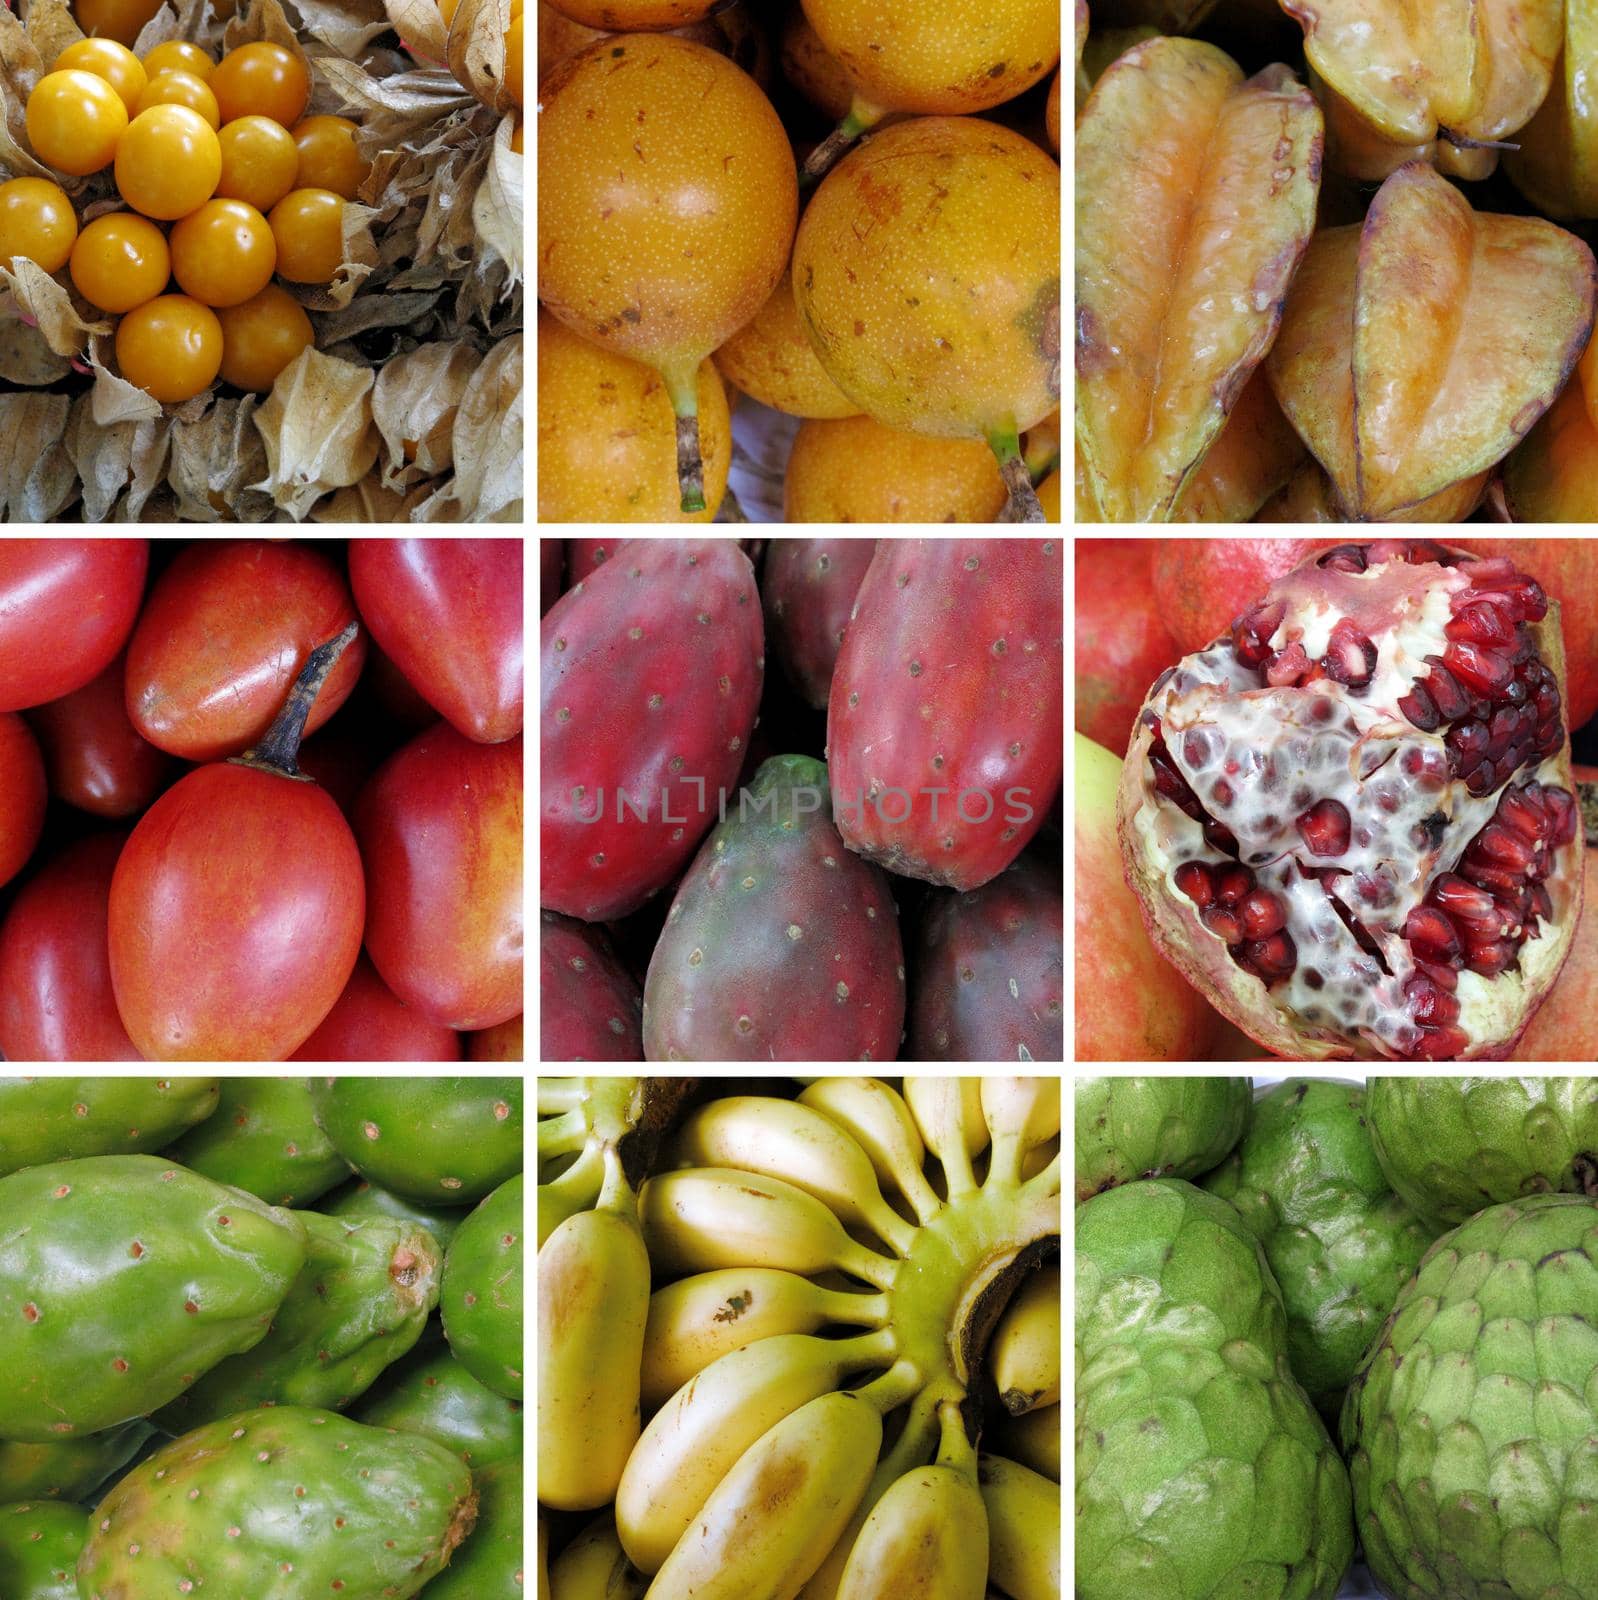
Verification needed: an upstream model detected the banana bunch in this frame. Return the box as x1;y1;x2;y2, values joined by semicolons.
538;1076;1061;1600
537;1076;644;1246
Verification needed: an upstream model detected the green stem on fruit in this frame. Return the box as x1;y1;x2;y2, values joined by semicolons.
662;359;708;514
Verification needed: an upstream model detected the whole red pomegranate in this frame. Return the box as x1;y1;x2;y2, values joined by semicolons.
1150;538;1336;656
1077;732;1219;1061
1119;541;1584;1061
1075;539;1179;755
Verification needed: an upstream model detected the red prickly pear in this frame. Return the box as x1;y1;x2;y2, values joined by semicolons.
76;1407;476;1600
762;538;877;710
909;853;1064;1061
541;539;764;922
828;539;1063;890
541;911;644;1061
0;1155;308;1441
643;753;905;1061
565;538;635;587
540;538;564;615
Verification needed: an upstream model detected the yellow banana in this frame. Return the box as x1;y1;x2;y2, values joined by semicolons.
980;1454;1059;1600
980;1078;1061;1188
798;1077;944;1224
904;1078;988;1195
991;1265;1060;1415
642;1267;889;1412
1020;1135;1058;1182
639;1167;898;1289
539;1515;550;1600
797;1383;942;1600
646;1388;886;1600
616;1327;898;1573
993;1403;1059;1482
549;1511;649;1600
673;1096;917;1256
537;1146;650;1511
837;1399;987;1600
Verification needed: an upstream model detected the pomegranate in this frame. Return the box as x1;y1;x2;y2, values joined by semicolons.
1118;541;1584;1061
1075;539;1181;755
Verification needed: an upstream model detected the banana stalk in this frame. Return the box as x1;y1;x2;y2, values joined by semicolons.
980;1079;1062;1189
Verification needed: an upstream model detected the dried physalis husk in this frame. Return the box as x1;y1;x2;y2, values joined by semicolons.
1076;36;1323;522
1265;161;1597;520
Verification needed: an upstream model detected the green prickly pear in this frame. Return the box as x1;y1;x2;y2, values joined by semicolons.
351;1335;522;1468
0;1078;220;1177
318;1177;470;1247
151;1210;441;1433
160;1077;351;1207
642;753;905;1061
76;1407;476;1600
0;1155;308;1442
0;1500;88;1600
307;1077;522;1205
415;1456;522;1600
0;1425;152;1504
441;1174;523;1400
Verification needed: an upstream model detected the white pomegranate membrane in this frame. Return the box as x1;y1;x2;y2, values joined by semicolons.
1118;540;1582;1061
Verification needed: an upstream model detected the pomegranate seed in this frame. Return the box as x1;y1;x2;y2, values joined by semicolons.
1530;881;1554;923
1215;867;1253;905
1476;823;1537;871
1404;906;1461;961
1422;662;1472;721
1320;618;1378;687
1465;861;1527;897
1174;861;1214;907
1232;600;1285;666
1444;640;1512;693
1446;722;1488;777
1243;931;1296;978
1432;873;1499;921
1413;1024;1470;1060
1182;730;1213;768
1465;940;1517;977
1543;788;1578;845
1486;706;1521;761
1398;681;1439;732
1466;556;1517;588
1202;905;1243;944
1264;643;1312;687
1238;890;1286;939
1446;601;1516;648
1405;976;1461;1026
1415;959;1460;993
1319;546;1369;574
1297;799;1351;857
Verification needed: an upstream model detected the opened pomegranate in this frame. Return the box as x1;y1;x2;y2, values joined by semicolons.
1118;540;1584;1061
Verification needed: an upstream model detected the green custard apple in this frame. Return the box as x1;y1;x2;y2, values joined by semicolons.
1367;1076;1598;1228
1076;1179;1353;1600
1203;1078;1435;1418
1342;1193;1598;1599
1075;1076;1251;1203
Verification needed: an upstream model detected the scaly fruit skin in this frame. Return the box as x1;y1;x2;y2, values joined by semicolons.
76;1407;476;1600
151;1210;441;1433
442;1174;523;1399
990;1264;1061;1415
541;539;764;922
0;1155;308;1442
0;1423;152;1503
307;1077;522;1205
541;910;644;1061
643;753;905;1061
351;1337;523;1468
417;1455;522;1600
1367;1075;1598;1229
828;539;1063;891
762;538;877;710
1342;1194;1598;1600
318;1177;468;1247
538;1154;650;1513
1074;1075;1251;1202
1076;1181;1353;1600
646;1389;883;1600
161;1076;350;1206
908;852;1063;1061
0;1077;220;1177
1202;1079;1434;1418
0;1499;87;1600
